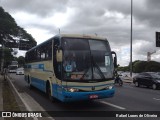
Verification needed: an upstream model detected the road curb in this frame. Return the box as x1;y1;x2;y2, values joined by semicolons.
7;75;54;120
7;75;34;120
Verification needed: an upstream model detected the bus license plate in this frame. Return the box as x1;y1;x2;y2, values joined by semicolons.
89;95;98;99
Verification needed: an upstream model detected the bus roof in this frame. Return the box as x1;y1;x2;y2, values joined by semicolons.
56;34;107;40
27;34;108;52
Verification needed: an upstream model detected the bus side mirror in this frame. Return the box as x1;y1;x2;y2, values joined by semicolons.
56;50;63;62
111;51;117;68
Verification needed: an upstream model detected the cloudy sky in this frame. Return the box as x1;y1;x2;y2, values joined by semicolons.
1;0;160;66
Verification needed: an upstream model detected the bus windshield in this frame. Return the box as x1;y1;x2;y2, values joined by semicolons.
62;38;114;81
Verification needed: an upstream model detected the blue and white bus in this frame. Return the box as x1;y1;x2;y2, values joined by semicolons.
24;34;117;102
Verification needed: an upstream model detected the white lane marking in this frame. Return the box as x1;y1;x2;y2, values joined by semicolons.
99;101;126;110
153;98;160;101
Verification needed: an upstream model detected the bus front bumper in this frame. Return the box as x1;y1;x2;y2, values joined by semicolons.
58;88;115;102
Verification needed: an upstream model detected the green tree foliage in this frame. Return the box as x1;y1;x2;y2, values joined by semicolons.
133;61;148;73
0;7;37;48
144;61;160;72
16;56;25;67
0;47;14;67
117;66;129;72
118;60;160;73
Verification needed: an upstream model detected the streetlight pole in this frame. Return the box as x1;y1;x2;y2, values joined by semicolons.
130;0;133;77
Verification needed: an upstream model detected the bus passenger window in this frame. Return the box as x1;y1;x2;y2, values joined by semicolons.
46;41;52;59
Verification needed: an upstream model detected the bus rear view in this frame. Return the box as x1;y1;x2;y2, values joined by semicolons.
25;34;117;102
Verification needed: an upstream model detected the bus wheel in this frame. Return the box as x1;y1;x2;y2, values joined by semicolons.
46;82;53;102
28;76;32;89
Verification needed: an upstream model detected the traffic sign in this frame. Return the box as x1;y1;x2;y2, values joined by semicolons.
156;32;160;47
19;40;37;50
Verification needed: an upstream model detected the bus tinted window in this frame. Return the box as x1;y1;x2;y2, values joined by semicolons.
25;40;52;63
63;38;89;51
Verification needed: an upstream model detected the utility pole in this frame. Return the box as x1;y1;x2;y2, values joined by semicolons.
59;28;61;34
130;0;133;77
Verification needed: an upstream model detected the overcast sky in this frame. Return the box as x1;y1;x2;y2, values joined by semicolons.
1;0;160;66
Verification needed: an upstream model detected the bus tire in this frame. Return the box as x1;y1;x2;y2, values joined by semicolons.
46;81;53;102
28;76;32;89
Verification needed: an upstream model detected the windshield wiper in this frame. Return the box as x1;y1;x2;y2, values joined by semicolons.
81;56;106;80
81;67;90;80
93;61;106;80
91;56;106;80
81;55;94;80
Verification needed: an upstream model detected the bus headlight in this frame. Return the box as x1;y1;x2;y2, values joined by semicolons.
64;88;79;92
105;85;113;90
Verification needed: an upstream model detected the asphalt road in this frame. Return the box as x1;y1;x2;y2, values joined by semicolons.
8;73;160;120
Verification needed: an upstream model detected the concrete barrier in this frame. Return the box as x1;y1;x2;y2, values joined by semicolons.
6;75;54;120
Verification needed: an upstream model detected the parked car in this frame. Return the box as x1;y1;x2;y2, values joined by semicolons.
133;72;160;90
16;68;24;75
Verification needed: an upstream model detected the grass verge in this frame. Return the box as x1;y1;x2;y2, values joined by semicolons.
2;79;25;120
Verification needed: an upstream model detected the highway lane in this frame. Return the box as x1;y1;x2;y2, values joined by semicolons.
8;73;160;119
107;84;160;111
8;73;123;111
